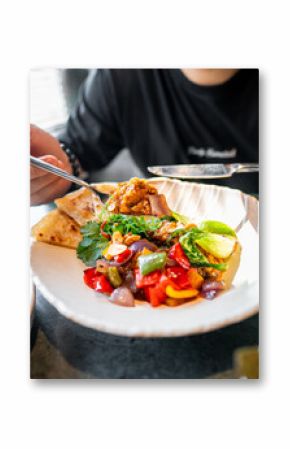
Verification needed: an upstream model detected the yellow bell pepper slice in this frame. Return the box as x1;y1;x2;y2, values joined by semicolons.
102;244;113;260
165;285;199;299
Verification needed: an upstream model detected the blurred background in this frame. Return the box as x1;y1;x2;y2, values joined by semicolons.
30;68;142;182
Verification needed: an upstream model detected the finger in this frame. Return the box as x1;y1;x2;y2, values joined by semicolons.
31;173;58;194
30;155;64;179
30;125;59;157
31;177;70;205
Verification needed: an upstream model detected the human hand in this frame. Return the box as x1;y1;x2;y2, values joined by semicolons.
30;125;72;205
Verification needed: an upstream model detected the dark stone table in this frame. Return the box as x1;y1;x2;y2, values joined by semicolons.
30;289;259;379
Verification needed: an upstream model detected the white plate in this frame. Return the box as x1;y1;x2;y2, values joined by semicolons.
31;178;259;337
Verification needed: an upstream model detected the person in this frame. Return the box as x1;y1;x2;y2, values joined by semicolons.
30;69;258;205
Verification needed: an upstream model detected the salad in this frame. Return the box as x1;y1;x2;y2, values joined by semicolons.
75;178;241;307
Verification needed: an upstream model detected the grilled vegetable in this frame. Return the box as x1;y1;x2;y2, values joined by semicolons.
129;239;158;253
165;285;199;299
165;266;191;289
187;268;204;289
108;266;122;288
148;194;172;216
83;268;113;294
168;242;191;269
109;287;135;307
135;269;161;288
138;252;167;276
144;284;167;307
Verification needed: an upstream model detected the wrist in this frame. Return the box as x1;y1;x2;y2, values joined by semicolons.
60;149;73;175
60;142;86;178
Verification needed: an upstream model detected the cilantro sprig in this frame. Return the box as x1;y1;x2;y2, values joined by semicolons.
76;222;109;267
76;215;172;267
102;214;164;237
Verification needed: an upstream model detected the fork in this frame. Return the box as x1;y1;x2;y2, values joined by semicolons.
30;156;116;195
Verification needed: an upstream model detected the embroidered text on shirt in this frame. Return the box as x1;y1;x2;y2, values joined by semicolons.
187;146;237;159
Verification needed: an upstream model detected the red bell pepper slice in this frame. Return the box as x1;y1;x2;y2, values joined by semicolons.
83;268;113;294
143;271;180;307
94;274;113;294
168;242;191;270
135;269;161;288
166;266;191;289
100;221;110;240
83;268;99;289
114;248;132;264
144;285;167;307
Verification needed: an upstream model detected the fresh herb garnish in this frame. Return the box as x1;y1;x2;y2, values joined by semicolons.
76;222;109;267
102;214;163;237
76;215;166;267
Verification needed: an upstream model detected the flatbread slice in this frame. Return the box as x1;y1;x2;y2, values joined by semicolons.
31;209;81;249
55;187;104;226
221;241;242;289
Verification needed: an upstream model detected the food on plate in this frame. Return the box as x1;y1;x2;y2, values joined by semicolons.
32;177;241;307
55;187;104;226
106;177;171;216
31;209;82;249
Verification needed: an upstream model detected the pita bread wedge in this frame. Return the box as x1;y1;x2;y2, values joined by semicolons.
31;209;81;249
55;188;104;226
221;241;242;289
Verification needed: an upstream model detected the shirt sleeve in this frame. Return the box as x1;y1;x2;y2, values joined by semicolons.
58;69;125;171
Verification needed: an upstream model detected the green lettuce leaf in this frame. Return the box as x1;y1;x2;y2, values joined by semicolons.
171;211;190;225
179;230;227;271
198;220;236;237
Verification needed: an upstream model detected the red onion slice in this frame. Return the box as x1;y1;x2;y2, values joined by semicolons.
129;239;158;253
201;280;224;300
109;287;135;307
148;194;172;216
203;290;218;300
122;270;138;293
201;280;224;292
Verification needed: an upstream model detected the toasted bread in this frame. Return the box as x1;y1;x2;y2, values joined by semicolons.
55;187;104;226
221;241;242;289
31;209;81;249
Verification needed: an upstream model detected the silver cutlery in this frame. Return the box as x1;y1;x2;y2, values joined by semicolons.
30;156;116;195
147;163;259;179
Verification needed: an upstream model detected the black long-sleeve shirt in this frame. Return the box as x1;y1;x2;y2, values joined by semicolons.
59;69;259;193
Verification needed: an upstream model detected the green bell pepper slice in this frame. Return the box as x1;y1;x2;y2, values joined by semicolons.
138;252;167;276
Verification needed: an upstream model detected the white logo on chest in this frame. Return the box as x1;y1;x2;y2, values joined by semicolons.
187;146;237;159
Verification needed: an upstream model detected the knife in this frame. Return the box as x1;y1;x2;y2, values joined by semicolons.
147;163;259;179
